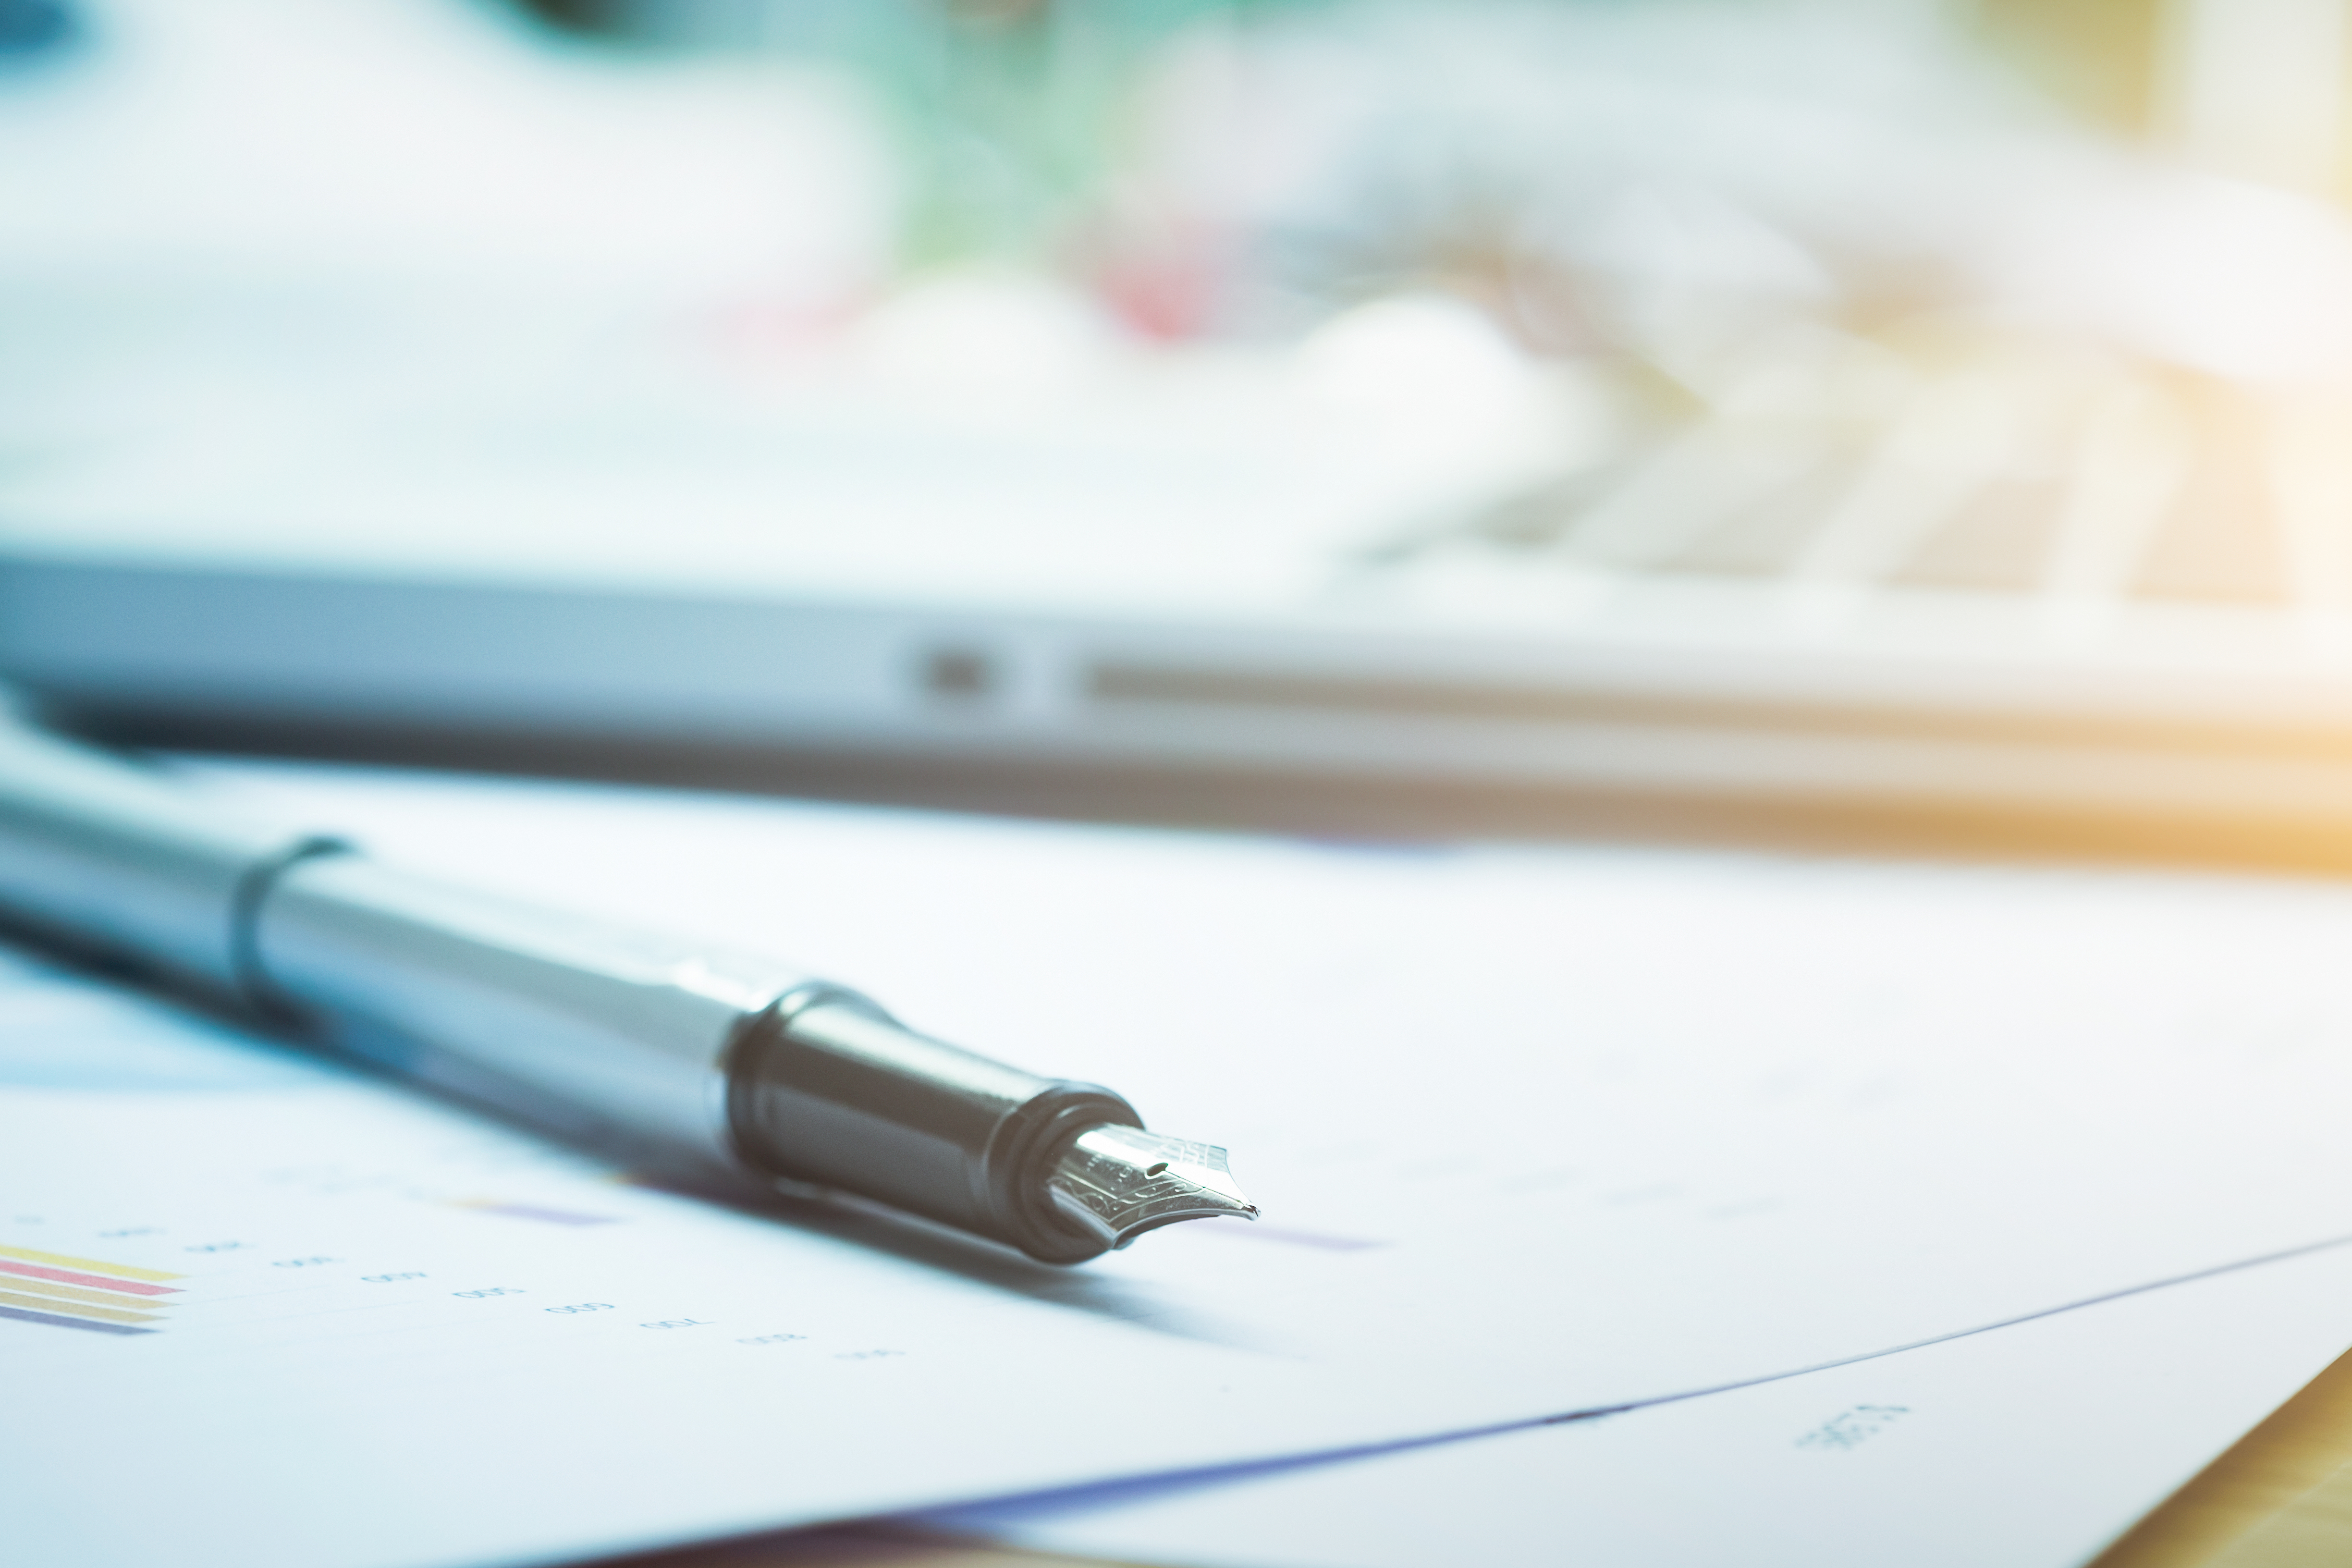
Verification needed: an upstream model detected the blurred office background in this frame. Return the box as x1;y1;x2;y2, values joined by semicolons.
12;1;2352;858
20;0;2352;365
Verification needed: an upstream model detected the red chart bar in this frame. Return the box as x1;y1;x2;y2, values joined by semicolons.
0;1303;158;1336
0;1260;180;1297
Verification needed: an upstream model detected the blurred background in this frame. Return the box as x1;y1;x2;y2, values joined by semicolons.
14;0;2352;861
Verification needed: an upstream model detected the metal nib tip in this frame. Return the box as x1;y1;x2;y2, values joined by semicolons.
1048;1125;1258;1250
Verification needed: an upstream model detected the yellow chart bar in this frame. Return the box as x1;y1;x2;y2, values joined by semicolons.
0;1276;176;1311
0;1244;183;1283
0;1289;164;1326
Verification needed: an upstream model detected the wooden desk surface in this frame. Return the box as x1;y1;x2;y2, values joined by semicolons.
2096;1344;2352;1568
594;1343;2352;1568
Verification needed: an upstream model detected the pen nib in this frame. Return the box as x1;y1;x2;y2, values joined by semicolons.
1048;1125;1258;1250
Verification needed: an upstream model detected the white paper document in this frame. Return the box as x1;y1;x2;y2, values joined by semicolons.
928;1240;2352;1568
202;761;2352;1428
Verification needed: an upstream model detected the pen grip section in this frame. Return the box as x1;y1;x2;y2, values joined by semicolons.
731;996;1140;1264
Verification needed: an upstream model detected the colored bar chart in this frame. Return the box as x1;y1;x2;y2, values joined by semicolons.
0;1244;182;1336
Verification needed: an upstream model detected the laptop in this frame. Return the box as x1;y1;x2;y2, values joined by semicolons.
5;303;2347;856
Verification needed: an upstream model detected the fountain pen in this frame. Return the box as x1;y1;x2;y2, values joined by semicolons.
0;718;1256;1263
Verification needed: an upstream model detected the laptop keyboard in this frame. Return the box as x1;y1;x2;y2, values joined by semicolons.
1357;333;2352;662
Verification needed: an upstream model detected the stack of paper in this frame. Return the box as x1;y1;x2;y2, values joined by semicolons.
10;758;2352;1567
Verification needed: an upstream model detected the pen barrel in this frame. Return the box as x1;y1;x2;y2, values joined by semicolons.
0;722;315;993
732;997;1140;1263
0;717;1153;1263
